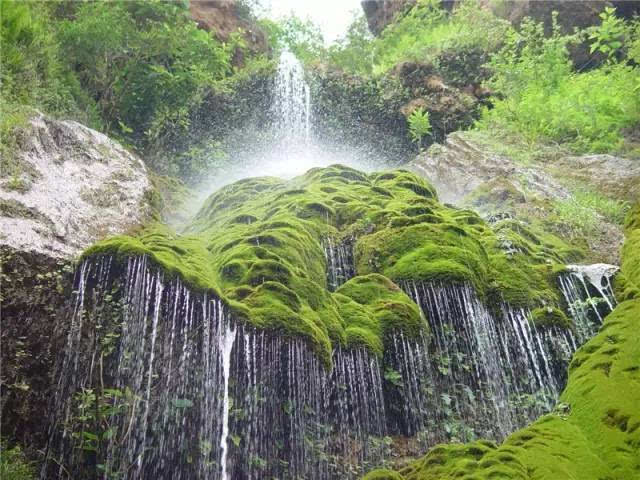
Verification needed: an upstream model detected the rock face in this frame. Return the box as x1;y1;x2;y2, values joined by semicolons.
0;112;153;259
361;0;415;35
0;112;153;449
409;131;639;264
189;0;267;64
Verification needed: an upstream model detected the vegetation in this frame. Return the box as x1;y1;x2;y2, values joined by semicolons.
287;0;640;156
0;442;34;480
407;107;432;147
479;11;640;154
0;0;271;183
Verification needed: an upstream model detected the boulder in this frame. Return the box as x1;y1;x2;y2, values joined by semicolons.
409;131;639;263
189;0;268;65
0;112;153;259
0;112;153;449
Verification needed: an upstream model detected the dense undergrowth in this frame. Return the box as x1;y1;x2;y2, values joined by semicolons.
84;165;583;365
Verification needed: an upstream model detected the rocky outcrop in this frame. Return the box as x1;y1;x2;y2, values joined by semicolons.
189;0;267;65
409;131;640;264
0;112;153;259
0;112;153;450
361;0;415;35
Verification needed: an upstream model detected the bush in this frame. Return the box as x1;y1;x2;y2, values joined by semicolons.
371;0;510;74
57;0;232;151
0;443;34;480
479;12;640;153
408;107;432;147
0;1;98;126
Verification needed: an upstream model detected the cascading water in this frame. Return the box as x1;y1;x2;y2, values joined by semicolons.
324;236;356;291
271;48;312;159
558;263;618;343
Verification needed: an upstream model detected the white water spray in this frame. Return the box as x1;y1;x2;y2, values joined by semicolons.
272;48;312;153
219;322;237;480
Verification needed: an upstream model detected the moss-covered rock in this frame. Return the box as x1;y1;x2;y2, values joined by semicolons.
85;165;582;365
530;306;571;329
364;203;640;479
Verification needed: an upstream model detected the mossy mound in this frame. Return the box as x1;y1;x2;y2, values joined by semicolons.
530;306;571;329
85;165;583;365
335;274;423;355
363;204;640;479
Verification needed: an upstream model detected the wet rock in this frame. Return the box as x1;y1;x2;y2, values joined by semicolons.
408;132;568;205
0;112;153;259
0;112;153;452
361;0;416;35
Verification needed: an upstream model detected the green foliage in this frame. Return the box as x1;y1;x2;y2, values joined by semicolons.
327;14;375;74
0;0;98;126
407;108;432;146
553;187;630;238
260;15;325;65
371;0;509;75
479;11;640;153
589;7;627;60
57;0;232;152
0;442;33;480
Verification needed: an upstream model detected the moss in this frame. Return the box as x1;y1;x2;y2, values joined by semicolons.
530;306;571;329
335;274;426;354
363;469;405;480
84;165;582;365
367;202;640;479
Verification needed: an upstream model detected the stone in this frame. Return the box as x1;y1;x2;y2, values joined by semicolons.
0;112;153;259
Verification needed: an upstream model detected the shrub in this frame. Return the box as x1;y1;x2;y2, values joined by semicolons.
408;107;432;147
479;12;640;153
0;443;34;480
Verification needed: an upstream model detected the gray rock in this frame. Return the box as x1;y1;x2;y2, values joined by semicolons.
0;112;153;259
408;132;569;205
408;131;638;264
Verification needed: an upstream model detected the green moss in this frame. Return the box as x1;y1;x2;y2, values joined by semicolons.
363;469;405;480
335;274;426;354
84;165;582;365
530;306;571;329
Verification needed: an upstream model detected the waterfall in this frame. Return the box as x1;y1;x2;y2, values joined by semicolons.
324;237;356;291
272;48;312;156
43;256;389;480
558;263;618;343
219;323;237;480
43;249;617;479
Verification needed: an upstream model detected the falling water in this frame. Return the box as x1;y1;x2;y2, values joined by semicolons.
219;323;237;480
44;255;391;480
324;236;356;290
558;264;618;343
272;48;312;156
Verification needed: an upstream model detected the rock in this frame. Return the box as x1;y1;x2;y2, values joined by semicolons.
361;0;416;35
408;132;569;205
0;112;153;259
189;0;268;65
409;131;638;263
